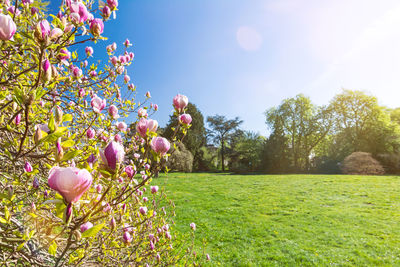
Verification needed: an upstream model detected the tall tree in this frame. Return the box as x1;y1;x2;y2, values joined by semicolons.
207;115;243;171
265;94;332;171
163;103;207;171
329;89;400;159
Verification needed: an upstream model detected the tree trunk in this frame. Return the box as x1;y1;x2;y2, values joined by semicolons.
221;138;225;172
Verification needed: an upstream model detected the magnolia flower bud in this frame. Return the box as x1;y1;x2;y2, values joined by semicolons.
34;126;42;144
100;141;125;170
64;203;73;224
24;162;33;173
51;65;59;79
110;217;116;229
55;106;63;125
123;231;132;244
0;14;16;41
55;139;64;161
86;128;95;139
42;59;52;82
107;0;118;10
124;75;130;83
101;6;111;19
190;222;196;231
14;113;21;125
95;184;103;193
80;222;93;233
139;206;147;215
146;91;151;98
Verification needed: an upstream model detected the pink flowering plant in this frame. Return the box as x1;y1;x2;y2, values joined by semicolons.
0;0;203;265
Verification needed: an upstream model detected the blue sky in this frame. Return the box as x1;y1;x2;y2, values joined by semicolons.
50;0;400;135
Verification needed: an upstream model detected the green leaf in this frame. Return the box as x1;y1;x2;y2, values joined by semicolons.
0;217;7;223
17;242;25;251
62;140;75;148
82;223;105;238
4;206;10;222
62;150;80;161
48;114;55;132
48;241;57;256
62;114;73;122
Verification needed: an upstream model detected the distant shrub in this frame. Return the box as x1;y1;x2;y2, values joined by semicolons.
376;153;400;174
168;142;194;172
342;152;385;175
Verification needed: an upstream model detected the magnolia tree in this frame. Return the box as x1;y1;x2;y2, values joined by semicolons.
0;0;206;265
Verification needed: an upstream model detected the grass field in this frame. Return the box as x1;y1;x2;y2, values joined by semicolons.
157;173;400;266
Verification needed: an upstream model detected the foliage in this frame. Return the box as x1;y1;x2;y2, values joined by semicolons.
0;1;204;265
328;90;400;160
265;94;332;172
165;173;400;266
167;142;194;173
228;131;264;173
341;152;385;175
206;115;243;172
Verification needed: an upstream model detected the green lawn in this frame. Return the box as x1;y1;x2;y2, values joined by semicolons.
158;173;400;266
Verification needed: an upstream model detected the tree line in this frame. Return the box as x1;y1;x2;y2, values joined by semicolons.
162;89;400;174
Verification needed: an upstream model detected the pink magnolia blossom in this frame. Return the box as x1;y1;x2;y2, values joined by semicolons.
190;222;196;231
137;108;147;118
70;2;89;23
151;186;159;194
179;114;192;125
86;128;95;139
173;94;188;112
145;91;151;98
124;75;130;83
91;95;106;113
101;6;111;19
108;105;119;119
116;121;127;132
100;141;125;170
48;167;92;203
111;56;118;65
36;20;50;41
150;137;170;156
90;18;104;36
125;165;136;178
95;184;103;193
58;48;71;61
50;28;63;39
85;46;93;57
107;0;118;10
114;134;122;142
